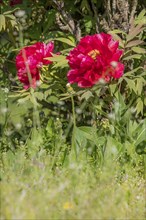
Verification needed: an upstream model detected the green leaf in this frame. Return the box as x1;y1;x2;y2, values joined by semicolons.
135;9;146;25
84;16;92;33
80;91;93;101
46;118;53;136
55;37;76;47
3;8;19;15
127;24;145;41
34;92;44;101
17;95;30;104
43;10;56;34
109;29;127;36
10;19;17;27
136;98;143;115
134;120;146;146
136;78;144;96
78;126;106;146
105;136;123;160
5;14;16;20
123;54;142;60
131;47;146;54
46;55;66;62
0;14;6;31
136;9;146;20
52;59;68;68
109;84;117;95
123;67;143;77
124;78;137;94
74;127;88;148
125;40;143;48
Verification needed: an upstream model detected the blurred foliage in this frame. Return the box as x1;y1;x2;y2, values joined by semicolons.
0;149;145;219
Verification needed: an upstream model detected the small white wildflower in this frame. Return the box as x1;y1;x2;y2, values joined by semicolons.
108;113;115;120
75;107;82;114
87;147;92;154
58;101;65;106
36;80;41;87
14;10;26;18
15;123;22;130
1;107;8;114
13;31;18;36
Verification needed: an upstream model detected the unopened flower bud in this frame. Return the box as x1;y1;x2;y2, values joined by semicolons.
66;83;74;94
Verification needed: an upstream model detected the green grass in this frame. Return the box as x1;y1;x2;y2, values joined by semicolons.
0;150;145;220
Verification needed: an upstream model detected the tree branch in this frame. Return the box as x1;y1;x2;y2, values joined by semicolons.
53;0;81;41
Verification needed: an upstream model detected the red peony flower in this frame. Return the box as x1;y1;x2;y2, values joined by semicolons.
16;42;54;89
67;33;124;88
10;0;23;6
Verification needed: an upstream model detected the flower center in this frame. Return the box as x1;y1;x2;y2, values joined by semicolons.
88;49;100;60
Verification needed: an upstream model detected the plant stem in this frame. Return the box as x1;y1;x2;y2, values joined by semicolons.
70;94;77;160
71;95;76;128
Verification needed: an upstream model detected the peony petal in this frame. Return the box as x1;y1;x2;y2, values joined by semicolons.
66;33;125;88
108;40;119;53
112;62;124;78
78;79;93;88
111;49;123;61
16;41;54;88
67;69;80;84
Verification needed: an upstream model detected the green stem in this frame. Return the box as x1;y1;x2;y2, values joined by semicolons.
70;94;77;160
71;95;76;128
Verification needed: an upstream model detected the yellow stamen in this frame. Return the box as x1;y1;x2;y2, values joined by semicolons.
88;49;100;60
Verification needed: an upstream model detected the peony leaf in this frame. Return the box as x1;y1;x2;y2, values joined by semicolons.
3;8;19;15
136;98;143;115
125;40;144;48
123;67;143;77
17;96;30;104
124;78;137;94
123;54;142;60
10;19;17;27
84;16;92;33
127;24;145;42
136;9;146;20
34;92;44;101
136;78;144;96
135;9;146;25
46;55;66;62
131;47;146;54
80;91;94;100
0;14;6;31
109;84;117;95
5;14;16;20
109;29;127;36
55;37;76;47
52;60;68;68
